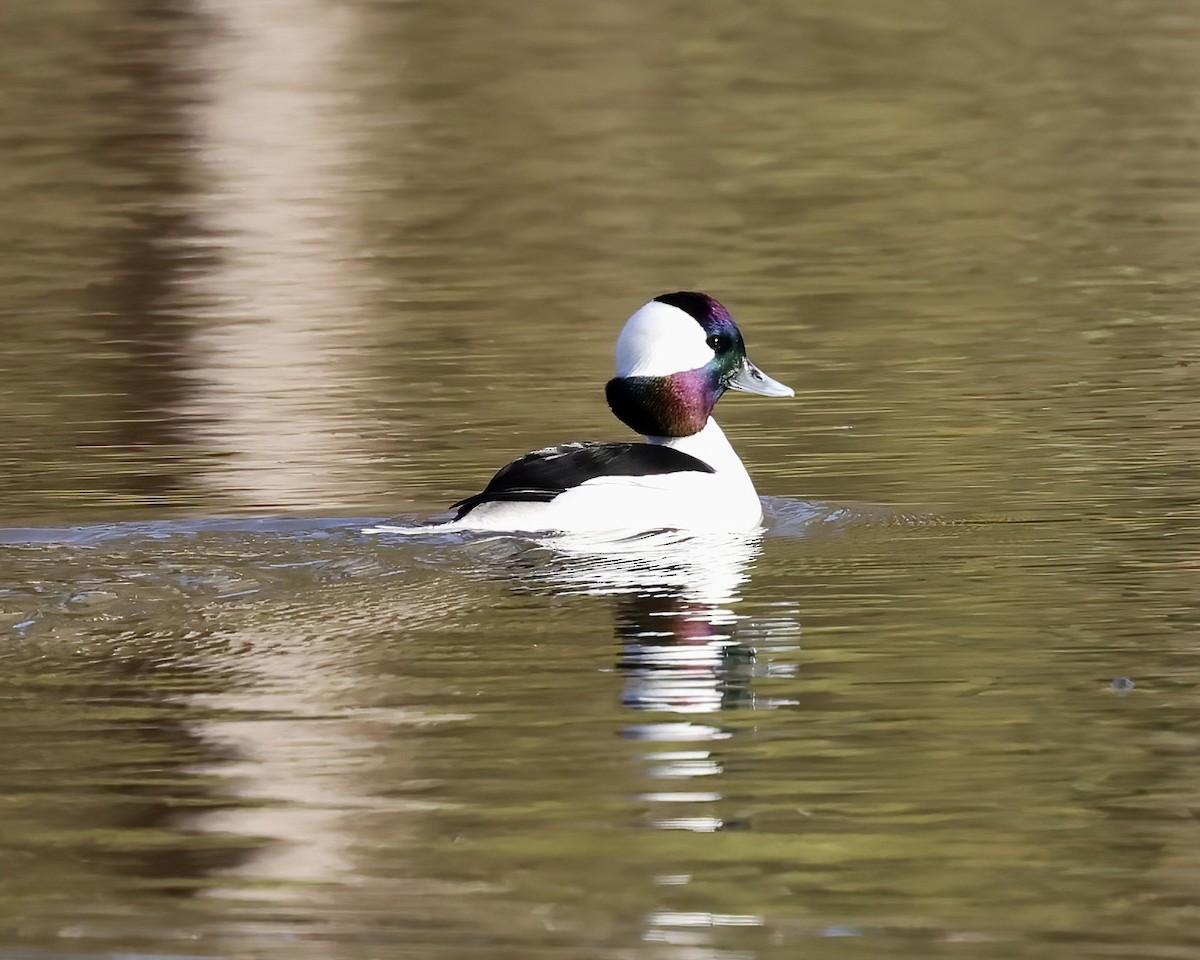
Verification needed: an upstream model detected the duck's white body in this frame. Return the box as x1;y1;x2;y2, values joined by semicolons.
451;419;762;534
368;292;791;537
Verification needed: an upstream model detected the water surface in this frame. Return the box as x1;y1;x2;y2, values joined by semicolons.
1;0;1198;957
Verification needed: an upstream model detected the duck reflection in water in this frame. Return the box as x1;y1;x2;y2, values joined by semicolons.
615;588;757;715
519;529;799;838
506;529;798;716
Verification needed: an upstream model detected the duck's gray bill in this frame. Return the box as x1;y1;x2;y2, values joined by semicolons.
729;358;793;398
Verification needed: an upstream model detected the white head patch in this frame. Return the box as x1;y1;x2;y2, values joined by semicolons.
614;300;714;378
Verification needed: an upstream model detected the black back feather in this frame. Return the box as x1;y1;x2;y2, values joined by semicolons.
452;442;715;519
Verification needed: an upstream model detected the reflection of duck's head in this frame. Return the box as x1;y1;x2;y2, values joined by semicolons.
369;293;792;536
615;586;759;715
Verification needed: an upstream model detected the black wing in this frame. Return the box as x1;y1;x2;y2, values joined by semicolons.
451;441;715;519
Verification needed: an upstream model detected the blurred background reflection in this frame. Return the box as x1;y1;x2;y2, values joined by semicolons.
0;0;1198;957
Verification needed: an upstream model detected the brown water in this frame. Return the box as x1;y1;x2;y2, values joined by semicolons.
1;0;1199;957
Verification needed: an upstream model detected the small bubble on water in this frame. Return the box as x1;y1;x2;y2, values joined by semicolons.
821;925;863;937
1110;677;1135;696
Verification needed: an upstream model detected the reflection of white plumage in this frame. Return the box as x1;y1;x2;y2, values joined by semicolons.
368;292;791;536
536;528;759;606
533;530;780;717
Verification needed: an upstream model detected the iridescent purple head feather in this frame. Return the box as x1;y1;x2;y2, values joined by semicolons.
652;291;742;344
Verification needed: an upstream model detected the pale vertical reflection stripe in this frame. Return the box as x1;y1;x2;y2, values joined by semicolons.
170;0;417;938
179;0;394;510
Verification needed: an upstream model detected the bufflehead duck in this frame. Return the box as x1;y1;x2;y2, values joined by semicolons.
379;292;792;535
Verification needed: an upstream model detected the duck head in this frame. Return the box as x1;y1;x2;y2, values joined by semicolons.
605;291;792;438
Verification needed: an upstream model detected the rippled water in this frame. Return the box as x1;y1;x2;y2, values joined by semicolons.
2;0;1199;957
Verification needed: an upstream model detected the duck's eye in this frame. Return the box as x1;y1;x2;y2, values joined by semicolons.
706;334;730;352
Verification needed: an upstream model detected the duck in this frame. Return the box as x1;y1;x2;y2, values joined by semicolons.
372;291;792;535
